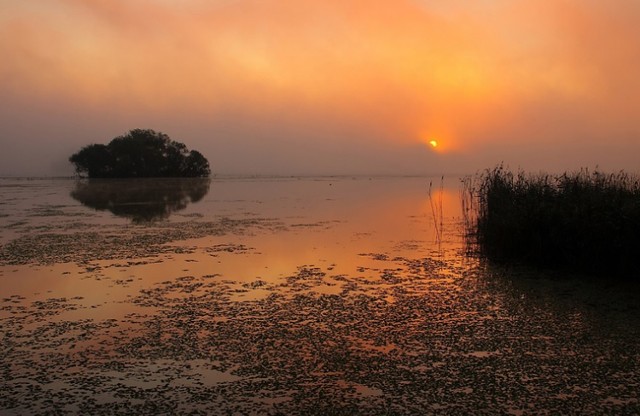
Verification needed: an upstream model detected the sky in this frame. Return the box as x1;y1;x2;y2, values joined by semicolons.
1;0;640;176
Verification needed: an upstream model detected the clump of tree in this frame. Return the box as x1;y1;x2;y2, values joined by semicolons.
465;165;640;278
69;129;210;178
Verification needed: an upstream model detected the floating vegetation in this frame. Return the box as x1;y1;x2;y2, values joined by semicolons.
0;218;282;266
465;165;640;278
3;253;640;414
2;177;640;414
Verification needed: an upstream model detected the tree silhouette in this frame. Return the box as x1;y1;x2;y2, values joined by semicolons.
69;129;210;178
69;144;114;178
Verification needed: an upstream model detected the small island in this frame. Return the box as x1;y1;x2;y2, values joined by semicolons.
69;129;210;178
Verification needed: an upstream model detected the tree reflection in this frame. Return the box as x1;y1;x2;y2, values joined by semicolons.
71;178;211;223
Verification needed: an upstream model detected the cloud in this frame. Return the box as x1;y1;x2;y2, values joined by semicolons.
1;0;640;175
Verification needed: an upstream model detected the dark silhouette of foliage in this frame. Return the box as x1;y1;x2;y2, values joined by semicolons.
69;129;210;178
466;165;640;279
69;144;114;178
71;178;211;223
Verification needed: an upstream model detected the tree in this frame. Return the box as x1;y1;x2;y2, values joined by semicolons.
69;144;114;178
69;129;210;178
181;150;210;178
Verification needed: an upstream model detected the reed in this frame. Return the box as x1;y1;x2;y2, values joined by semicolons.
428;176;444;243
466;165;640;278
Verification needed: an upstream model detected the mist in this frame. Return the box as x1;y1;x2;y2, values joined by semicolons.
2;0;640;176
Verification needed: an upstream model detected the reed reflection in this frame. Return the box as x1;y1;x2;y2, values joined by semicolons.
71;178;210;223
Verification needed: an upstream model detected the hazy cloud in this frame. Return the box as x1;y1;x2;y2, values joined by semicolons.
1;0;639;176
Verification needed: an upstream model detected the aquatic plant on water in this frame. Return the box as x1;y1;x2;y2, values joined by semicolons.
465;165;640;278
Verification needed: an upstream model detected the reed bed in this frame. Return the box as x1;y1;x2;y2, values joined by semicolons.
465;165;640;278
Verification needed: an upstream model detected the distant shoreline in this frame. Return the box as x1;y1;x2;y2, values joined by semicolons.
0;173;468;181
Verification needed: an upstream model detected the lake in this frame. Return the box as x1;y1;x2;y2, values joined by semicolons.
1;176;639;414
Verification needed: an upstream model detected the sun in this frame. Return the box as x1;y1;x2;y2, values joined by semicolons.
429;140;438;148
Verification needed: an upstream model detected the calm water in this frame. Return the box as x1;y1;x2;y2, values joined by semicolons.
1;176;639;414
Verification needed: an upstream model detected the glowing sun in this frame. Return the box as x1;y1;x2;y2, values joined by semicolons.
429;140;438;148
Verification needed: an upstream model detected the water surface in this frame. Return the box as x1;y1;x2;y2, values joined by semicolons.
1;176;639;414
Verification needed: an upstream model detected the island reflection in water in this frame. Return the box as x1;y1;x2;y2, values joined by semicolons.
70;178;211;222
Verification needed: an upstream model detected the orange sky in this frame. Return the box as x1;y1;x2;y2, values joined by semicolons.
1;0;640;175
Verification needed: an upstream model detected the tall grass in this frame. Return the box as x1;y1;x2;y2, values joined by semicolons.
428;177;444;243
466;165;640;278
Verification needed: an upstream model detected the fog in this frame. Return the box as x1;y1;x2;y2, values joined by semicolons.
2;0;640;176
